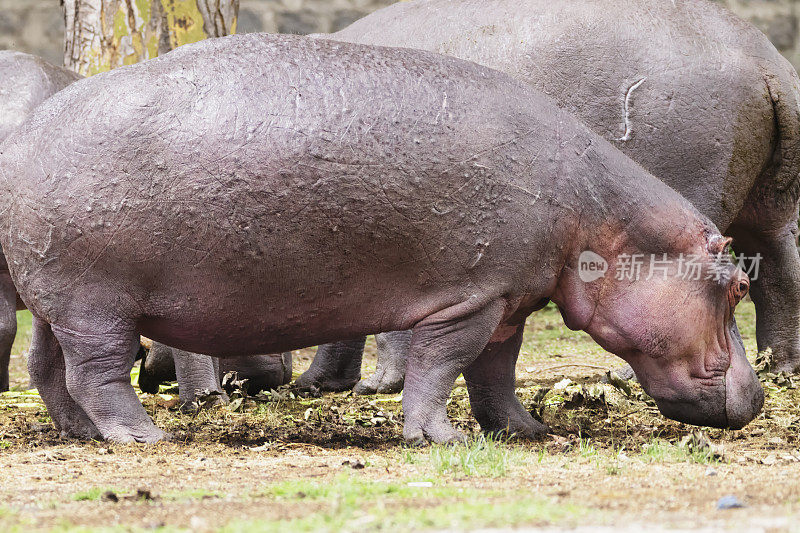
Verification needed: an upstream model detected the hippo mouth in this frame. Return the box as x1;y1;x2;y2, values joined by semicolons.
645;352;763;430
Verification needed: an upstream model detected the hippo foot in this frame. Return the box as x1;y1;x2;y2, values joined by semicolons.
293;371;359;393
294;339;367;393
770;359;800;374
178;390;230;413
0;376;8;393
764;345;800;374
403;412;466;445
354;331;410;395
55;413;102;441
353;368;404;395
103;425;167;444
484;415;549;440
137;369;162;395
471;392;550;440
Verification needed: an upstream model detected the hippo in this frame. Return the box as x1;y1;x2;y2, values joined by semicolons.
298;0;800;395
0;33;762;443
0;51;82;392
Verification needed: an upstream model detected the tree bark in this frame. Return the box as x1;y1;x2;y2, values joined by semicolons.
62;0;239;76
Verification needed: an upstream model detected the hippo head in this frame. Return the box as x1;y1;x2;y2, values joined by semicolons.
553;223;763;430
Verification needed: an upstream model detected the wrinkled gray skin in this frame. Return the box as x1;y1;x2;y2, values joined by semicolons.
301;0;800;395
138;344;291;407
0;34;762;443
0;51;82;393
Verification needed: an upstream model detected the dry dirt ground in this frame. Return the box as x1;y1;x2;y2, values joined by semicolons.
1;302;800;532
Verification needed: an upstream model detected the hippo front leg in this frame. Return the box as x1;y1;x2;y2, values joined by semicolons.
27;318;100;440
0;270;16;392
294;338;365;392
353;330;411;395
52;320;165;444
464;320;548;439
730;221;800;372
402;299;505;444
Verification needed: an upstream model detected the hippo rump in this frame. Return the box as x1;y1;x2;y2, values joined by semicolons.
0;33;762;443
299;0;800;395
0;51;82;392
0;51;280;402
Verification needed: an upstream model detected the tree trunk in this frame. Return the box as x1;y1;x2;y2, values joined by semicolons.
62;0;239;76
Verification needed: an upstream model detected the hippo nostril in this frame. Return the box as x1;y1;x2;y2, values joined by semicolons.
739;282;748;294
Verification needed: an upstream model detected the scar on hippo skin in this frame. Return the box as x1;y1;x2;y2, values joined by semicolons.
616;77;647;142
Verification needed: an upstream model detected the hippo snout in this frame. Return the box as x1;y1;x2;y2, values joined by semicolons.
724;359;764;430
650;364;763;430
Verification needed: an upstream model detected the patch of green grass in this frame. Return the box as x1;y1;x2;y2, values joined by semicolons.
641;439;687;463
72;488;117;502
0;506;35;533
239;475;590;533
578;435;597;458
639;438;718;465
424;435;524;477
10;311;32;356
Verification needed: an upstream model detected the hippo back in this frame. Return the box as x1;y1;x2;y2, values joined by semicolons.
328;0;800;230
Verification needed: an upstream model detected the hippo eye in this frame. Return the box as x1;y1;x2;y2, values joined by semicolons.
728;275;750;307
738;281;748;294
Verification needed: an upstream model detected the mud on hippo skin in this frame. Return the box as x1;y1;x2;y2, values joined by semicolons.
0;51;82;393
304;0;800;394
0;33;763;444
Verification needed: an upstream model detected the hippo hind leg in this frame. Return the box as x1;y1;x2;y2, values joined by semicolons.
27;317;100;440
402;299;505;444
0;270;16;392
464;320;548;439
729;219;800;372
52;317;165;443
353;331;411;395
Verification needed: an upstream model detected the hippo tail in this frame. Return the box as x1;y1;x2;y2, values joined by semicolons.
764;65;800;206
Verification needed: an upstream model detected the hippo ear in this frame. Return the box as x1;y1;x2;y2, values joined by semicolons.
707;235;732;255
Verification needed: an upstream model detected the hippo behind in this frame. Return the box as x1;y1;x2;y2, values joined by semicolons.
0;51;287;403
0;34;762;443
301;0;800;395
0;51;82;392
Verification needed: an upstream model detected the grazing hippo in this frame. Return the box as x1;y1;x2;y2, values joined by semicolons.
0;33;762;443
138;343;291;406
300;0;800;395
0;51;82;392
